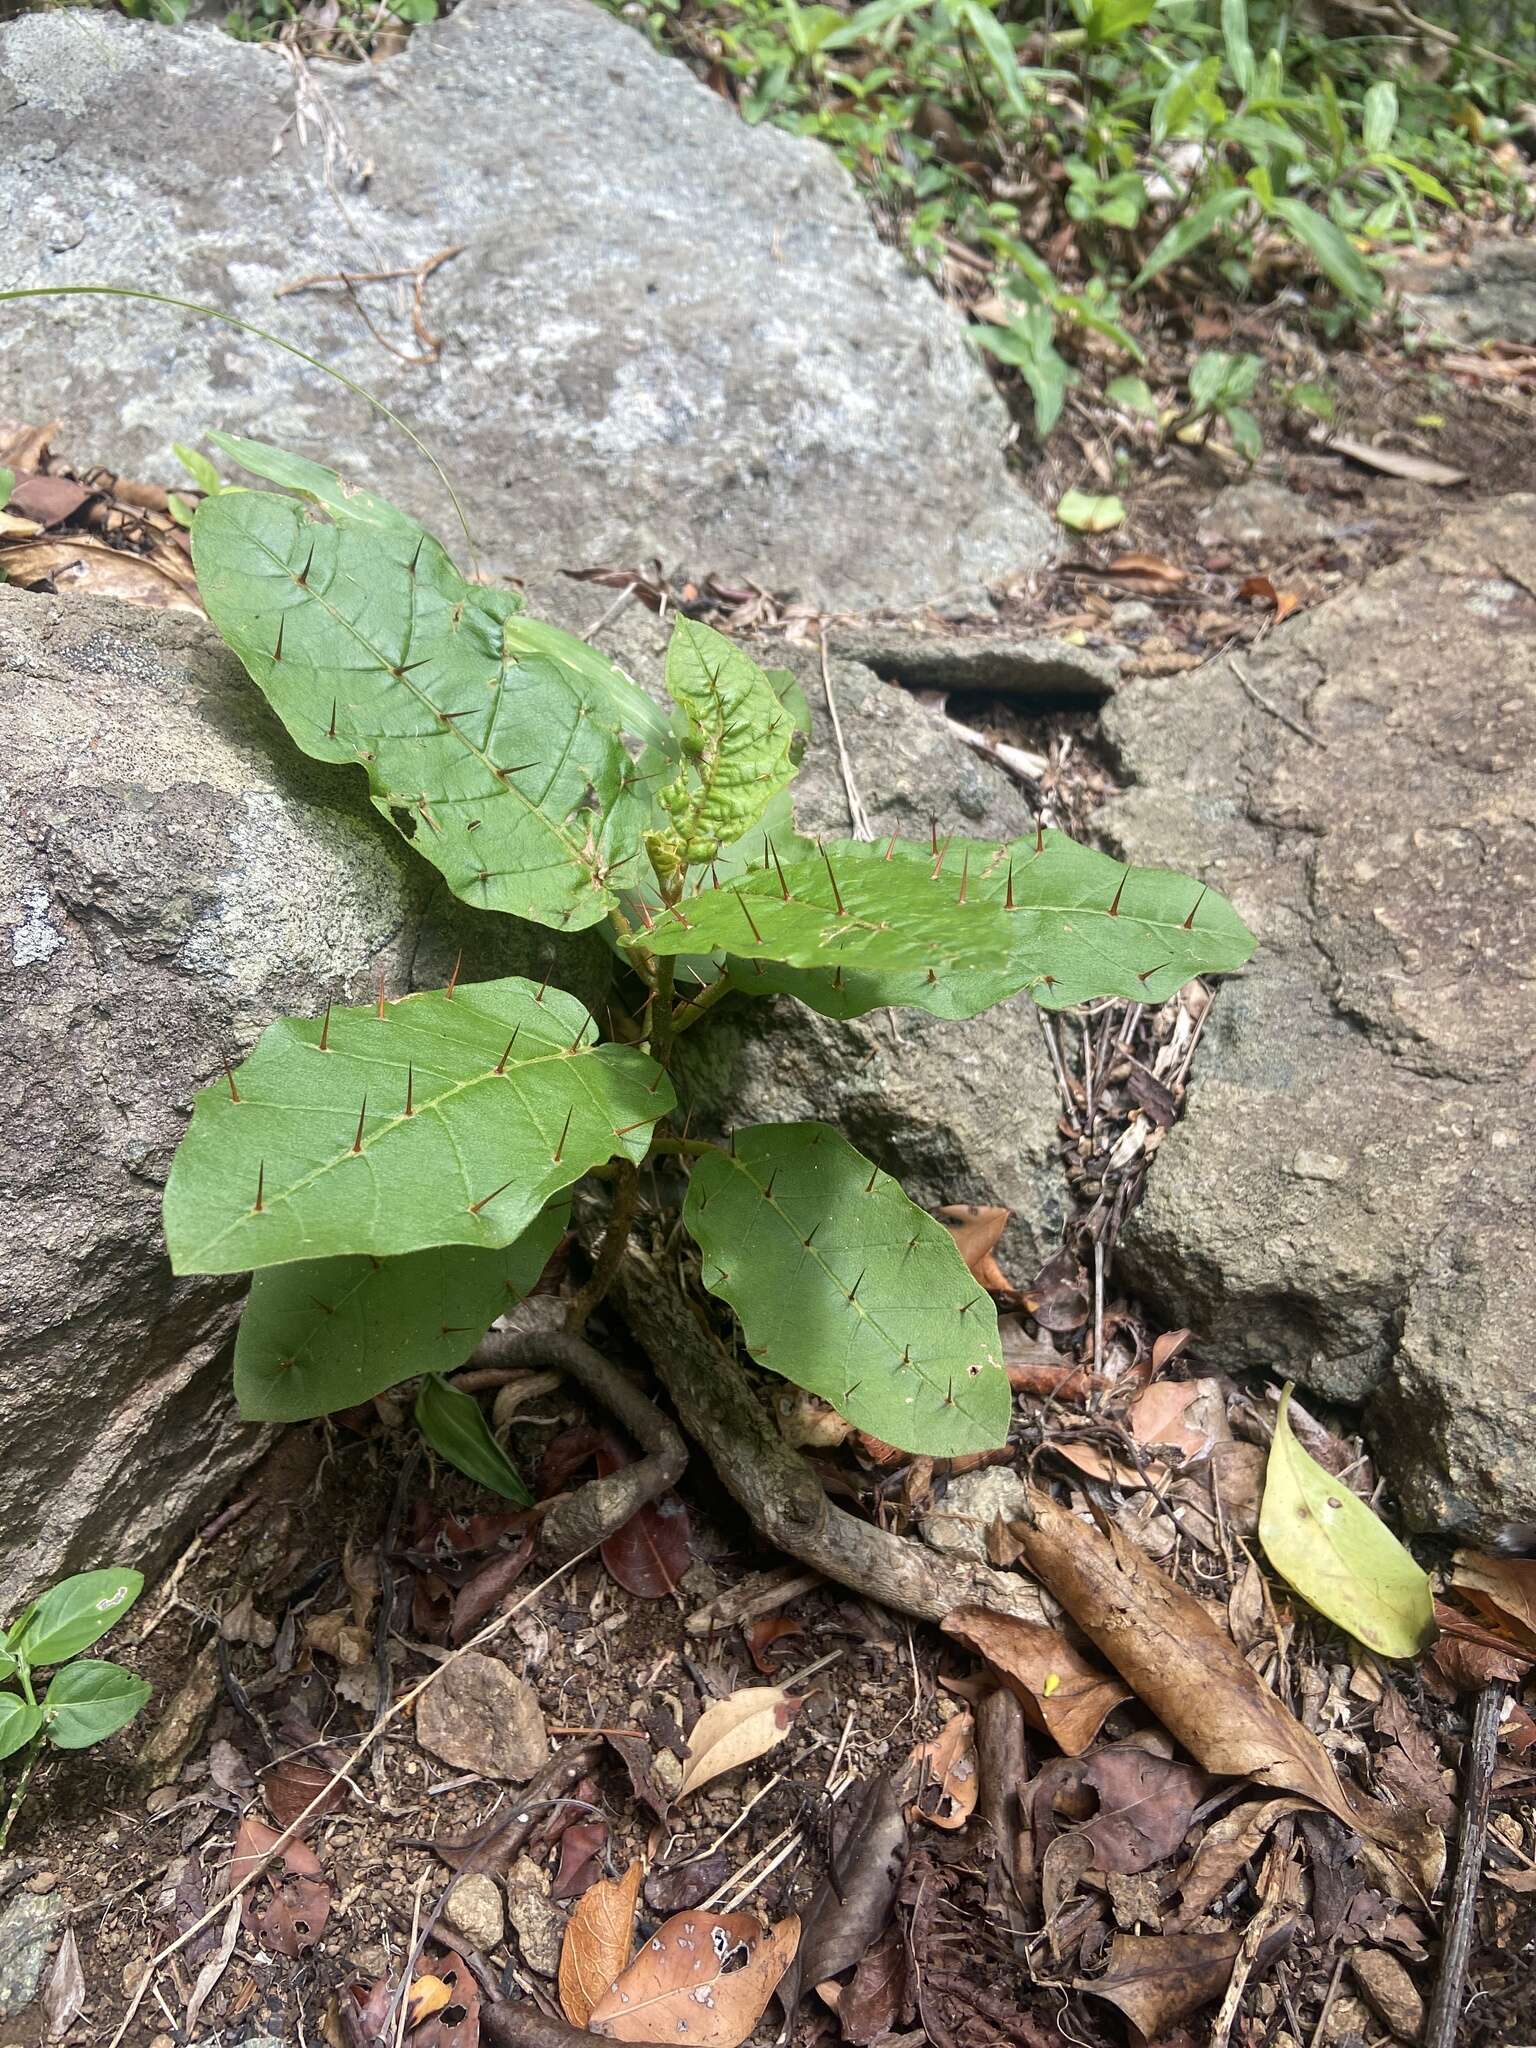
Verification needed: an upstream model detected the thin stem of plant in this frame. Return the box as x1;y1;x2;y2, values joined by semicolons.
817;626;874;841
566;1158;640;1334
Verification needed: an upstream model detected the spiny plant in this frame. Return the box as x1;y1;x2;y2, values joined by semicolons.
163;433;1254;1479
0;1569;150;1849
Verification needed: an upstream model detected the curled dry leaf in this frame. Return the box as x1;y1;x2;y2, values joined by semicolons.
743;1616;804;1675
778;1775;906;2019
1171;1796;1310;1928
1033;1746;1210;1876
936;1204;1014;1294
1079;1919;1298;2037
942;1606;1129;1756
1009;1486;1411;1853
596;1438;694;1600
560;1858;644;2028
552;1819;609;1900
1450;1550;1536;1649
230;1815;332;1958
1260;1386;1435;1659
676;1685;805;1802
588;1909;801;2045
406;1975;455;2027
902;1710;978;1830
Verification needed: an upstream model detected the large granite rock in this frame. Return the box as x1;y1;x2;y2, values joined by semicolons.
1396;240;1536;346
0;0;1050;614
0;586;602;1612
1100;497;1536;1538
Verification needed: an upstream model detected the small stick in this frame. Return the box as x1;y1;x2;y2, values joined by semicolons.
1425;1680;1506;2048
817;626;874;841
579;583;637;644
1227;655;1327;749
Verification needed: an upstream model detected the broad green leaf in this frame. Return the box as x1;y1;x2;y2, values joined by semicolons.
415;1373;532;1504
164;977;672;1276
1107;374;1158;417
173;442;222;496
42;1660;152;1750
1259;1386;1435;1659
955;0;1029;113
1379;155;1455;208
234;1200;568;1422
682;831;1253;1015
192;475;650;931
1269;198;1381;307
1082;0;1156;41
1189;349;1260;414
683;1123;1008;1456
1132;188;1247;289
0;1649;14;1684
634;840;1019;980
1362;82;1397;155
648;620;798;878
1152;54;1223;143
0;1695;42;1762
1226;406;1264;463
1056;489;1125;533
9;1570;144;1668
1220;0;1255;95
977;306;1074;436
0;467;13;507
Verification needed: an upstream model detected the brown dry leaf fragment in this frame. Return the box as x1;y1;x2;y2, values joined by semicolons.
902;1710;978;1830
230;1815;332;1958
606;1731;671;1825
1170;1796;1309;1927
1310;425;1468;487
942;1606;1129;1756
1106;552;1188;590
406;1975;455;2027
42;1925;86;2041
588;1909;800;2045
560;1858;644;2028
1427;1599;1533;1689
0;537;200;609
450;1534;536;1644
552;1820;609;1901
1034;1746;1209;1876
1450;1550;1536;1649
596;1438;694;1600
778;1776;905;2020
1079;1919;1297;2036
1129;1380;1216;1463
743;1615;805;1675
8;473;95;528
839;1922;909;2046
413;1945;480;2048
1237;573;1302;622
936;1204;1015;1293
1010;1486;1372;1833
676;1685;805;1801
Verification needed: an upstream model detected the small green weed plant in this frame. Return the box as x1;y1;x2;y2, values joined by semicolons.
0;1569;150;1847
160;435;1255;1486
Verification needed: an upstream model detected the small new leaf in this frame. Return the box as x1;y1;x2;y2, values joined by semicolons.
647;620;797;878
415;1373;533;1505
164;977;671;1275
1259;1385;1435;1659
8;1570;144;1668
683;1122;1008;1457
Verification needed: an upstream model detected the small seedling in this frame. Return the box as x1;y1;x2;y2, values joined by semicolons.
160;434;1255;1494
0;1568;151;1848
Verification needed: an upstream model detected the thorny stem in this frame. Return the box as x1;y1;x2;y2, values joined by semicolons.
650;1133;732;1163
670;968;734;1035
565;1158;640;1335
648;955;678;1070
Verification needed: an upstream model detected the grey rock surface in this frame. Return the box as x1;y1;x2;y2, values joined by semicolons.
0;586;603;1613
1101;496;1536;1537
0;0;1051;615
1396;239;1536;345
672;635;1066;1275
920;1465;1033;1562
827;620;1120;701
0;1884;63;2020
1195;479;1339;551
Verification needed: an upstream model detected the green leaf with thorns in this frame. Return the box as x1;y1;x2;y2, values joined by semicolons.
191;453;659;931
649;830;1253;1013
646;620;798;880
163;977;672;1276
233;1199;568;1422
684;1122;1008;1457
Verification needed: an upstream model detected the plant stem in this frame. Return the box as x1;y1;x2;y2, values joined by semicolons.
565;1159;640;1335
0;1737;41;1855
670;969;734;1035
648;955;677;1070
650;1133;733;1163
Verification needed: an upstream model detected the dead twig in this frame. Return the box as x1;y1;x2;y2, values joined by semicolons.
1227;654;1327;749
818;625;874;840
1425;1680;1506;2048
275;245;466;364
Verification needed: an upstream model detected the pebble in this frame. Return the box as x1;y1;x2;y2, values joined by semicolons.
415;1652;548;1782
444;1872;506;1956
505;1855;564;1977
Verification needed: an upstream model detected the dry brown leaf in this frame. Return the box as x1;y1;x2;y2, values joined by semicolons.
942;1606;1130;1755
1450;1551;1536;1649
1080;1920;1297;2036
902;1710;978;1830
1129;1380;1216;1463
1238;573;1302;622
588;1909;800;2045
1010;1486;1419;1857
406;1975;455;2027
560;1859;644;2027
1106;551;1189;590
1310;425;1468;487
229;1816;332;1958
1034;1746;1210;1875
1171;1796;1309;1927
936;1204;1015;1293
676;1685;805;1802
0;536;200;610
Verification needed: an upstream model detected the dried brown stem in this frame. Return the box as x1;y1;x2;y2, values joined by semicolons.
1425;1680;1505;2048
470;1328;686;1561
608;1239;1049;1628
481;2005;595;2048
